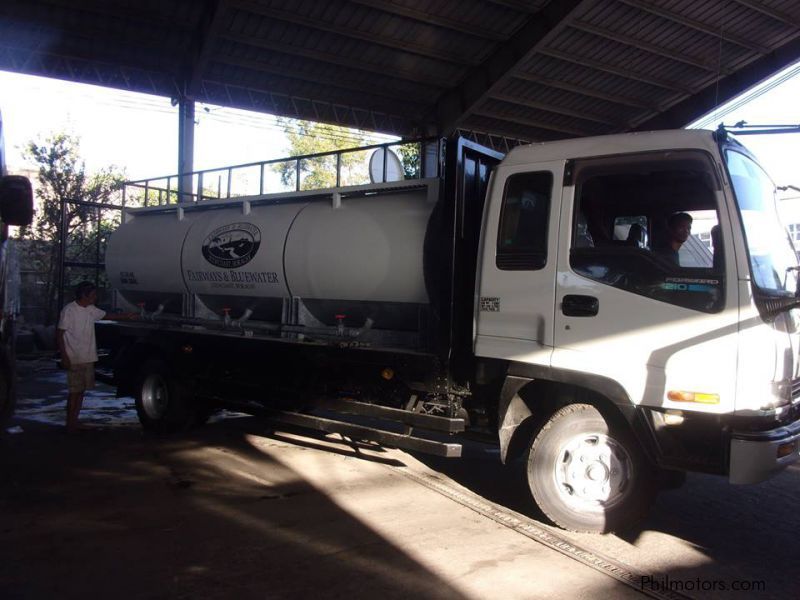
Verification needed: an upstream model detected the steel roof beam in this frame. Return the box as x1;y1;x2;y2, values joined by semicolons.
436;0;587;135
0;44;176;97
214;56;429;110
231;0;476;66
538;48;695;94
25;0;194;33
198;78;411;134
185;0;229;97
511;72;657;110
0;12;183;67
470;108;592;137
454;129;526;153
0;32;181;81
488;92;622;126
732;0;800;28
617;0;769;54
346;0;506;40
569;20;729;74
460;119;564;142
483;0;541;13
220;33;448;88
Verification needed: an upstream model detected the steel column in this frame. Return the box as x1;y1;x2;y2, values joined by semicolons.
178;96;195;203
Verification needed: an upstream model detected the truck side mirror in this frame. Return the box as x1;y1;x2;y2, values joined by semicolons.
0;175;34;226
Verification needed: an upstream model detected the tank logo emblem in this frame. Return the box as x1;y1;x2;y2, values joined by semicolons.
202;223;261;269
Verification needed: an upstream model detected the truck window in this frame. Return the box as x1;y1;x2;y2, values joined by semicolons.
496;171;552;270
569;151;725;313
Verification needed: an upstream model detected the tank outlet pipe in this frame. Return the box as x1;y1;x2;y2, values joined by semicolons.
222;307;232;327
234;308;254;327
149;303;165;321
335;314;346;336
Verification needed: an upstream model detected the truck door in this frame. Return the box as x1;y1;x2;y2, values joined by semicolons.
474;161;565;367
551;150;740;416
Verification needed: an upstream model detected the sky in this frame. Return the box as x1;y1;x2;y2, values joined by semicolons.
0;64;798;188
0;70;394;182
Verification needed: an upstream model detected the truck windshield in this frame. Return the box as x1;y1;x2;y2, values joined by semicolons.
726;149;798;296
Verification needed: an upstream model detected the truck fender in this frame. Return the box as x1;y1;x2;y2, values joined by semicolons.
498;363;660;465
497;376;533;464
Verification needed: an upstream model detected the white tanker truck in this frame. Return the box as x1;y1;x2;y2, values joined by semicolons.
99;130;800;533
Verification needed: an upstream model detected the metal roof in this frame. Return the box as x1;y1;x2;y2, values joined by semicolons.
1;0;799;147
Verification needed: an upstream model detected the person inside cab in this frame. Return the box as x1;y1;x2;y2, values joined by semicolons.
658;212;693;265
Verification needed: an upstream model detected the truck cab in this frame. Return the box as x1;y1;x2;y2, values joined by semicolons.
476;129;800;530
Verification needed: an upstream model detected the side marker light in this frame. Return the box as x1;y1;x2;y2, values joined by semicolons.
667;391;720;404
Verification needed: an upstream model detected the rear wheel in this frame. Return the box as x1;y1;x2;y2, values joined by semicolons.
134;360;196;433
524;403;653;533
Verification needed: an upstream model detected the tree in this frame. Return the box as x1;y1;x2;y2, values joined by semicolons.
273;119;372;190
396;143;421;179
22;133;125;324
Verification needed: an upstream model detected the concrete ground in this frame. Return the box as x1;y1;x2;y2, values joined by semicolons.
1;358;643;600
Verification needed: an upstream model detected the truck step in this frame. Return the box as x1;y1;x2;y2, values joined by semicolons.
223;401;463;458
307;397;465;433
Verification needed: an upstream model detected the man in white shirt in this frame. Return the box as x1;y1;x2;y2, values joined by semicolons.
57;281;135;433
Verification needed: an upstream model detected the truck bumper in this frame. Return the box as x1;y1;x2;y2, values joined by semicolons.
729;417;800;484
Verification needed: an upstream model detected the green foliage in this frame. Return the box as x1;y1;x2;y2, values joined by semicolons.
273;119;371;190
396;143;421;179
21;132;125;323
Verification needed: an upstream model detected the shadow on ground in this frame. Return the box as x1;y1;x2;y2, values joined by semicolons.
2;361;467;599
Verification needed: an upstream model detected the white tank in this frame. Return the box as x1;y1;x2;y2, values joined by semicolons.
106;211;197;313
106;182;438;329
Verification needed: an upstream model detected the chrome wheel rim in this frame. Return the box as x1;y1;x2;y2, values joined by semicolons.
553;433;633;513
141;374;169;420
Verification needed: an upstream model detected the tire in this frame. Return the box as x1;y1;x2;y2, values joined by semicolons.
134;360;196;433
524;403;654;533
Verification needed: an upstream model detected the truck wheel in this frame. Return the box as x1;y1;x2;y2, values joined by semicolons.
524;403;653;533
134;361;195;433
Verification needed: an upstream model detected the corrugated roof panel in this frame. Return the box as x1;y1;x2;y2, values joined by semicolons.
477;97;615;137
206;60;421;118
682;0;794;47
774;0;800;20
396;0;527;38
584;0;759;74
520;54;667;106
549;27;711;91
495;78;647;126
283;0;491;63
225;10;463;84
219;39;436;102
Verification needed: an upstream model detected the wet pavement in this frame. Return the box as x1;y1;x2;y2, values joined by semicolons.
13;356;140;431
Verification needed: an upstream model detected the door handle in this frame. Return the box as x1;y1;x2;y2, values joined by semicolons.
562;295;599;317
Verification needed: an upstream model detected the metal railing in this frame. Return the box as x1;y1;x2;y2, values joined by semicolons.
122;138;441;208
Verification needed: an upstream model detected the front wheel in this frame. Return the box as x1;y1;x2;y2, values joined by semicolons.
524;403;654;533
134;360;196;433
